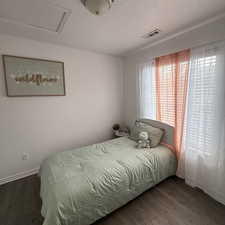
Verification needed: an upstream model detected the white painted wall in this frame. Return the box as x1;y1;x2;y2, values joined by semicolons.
0;34;124;181
124;17;225;127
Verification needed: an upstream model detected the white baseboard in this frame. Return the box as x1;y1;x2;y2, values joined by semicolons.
0;167;40;186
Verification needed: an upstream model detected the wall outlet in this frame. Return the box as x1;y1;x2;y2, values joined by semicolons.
22;153;29;160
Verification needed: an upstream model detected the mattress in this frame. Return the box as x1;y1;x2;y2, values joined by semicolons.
39;137;177;225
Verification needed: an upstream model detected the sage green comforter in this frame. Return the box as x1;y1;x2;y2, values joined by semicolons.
39;137;177;225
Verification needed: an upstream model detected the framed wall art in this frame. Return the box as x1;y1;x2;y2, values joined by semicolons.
2;55;65;97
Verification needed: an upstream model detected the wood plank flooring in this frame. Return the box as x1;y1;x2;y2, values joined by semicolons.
0;175;224;225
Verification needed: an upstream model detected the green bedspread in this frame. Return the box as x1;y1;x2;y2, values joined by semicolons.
39;137;177;225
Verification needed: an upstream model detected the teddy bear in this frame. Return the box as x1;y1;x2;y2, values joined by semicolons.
136;131;151;149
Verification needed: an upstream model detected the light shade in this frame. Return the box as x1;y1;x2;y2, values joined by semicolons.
82;0;113;15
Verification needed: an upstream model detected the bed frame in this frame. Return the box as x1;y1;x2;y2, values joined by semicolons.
137;119;174;147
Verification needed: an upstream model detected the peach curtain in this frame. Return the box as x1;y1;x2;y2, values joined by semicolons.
155;49;190;158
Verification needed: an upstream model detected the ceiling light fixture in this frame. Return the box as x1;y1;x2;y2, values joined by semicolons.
81;0;114;15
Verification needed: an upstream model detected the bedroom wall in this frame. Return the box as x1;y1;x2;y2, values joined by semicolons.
0;34;124;183
124;17;225;127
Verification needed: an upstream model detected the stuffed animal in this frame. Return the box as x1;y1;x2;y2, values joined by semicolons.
136;131;151;149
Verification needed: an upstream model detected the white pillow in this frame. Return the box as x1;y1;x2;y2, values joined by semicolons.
130;121;164;147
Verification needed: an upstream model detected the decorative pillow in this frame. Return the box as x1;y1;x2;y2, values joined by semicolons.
130;121;164;147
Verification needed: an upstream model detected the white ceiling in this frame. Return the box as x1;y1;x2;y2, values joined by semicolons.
0;0;225;56
0;0;71;32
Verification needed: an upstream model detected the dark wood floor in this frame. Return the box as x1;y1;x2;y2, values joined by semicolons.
0;175;225;225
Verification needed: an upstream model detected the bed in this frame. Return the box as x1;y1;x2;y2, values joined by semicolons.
39;119;177;225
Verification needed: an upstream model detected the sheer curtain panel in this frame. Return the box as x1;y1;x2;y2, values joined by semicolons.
138;61;156;120
155;50;190;157
179;41;225;205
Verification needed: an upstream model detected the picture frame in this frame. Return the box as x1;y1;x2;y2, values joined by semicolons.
2;55;66;97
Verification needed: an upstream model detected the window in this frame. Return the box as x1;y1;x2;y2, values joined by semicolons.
186;55;217;155
138;61;156;120
138;49;190;156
